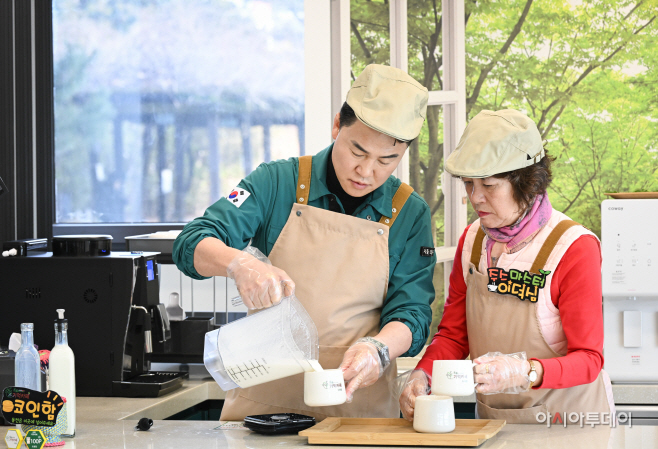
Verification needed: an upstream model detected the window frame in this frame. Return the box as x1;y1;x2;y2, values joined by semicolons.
4;0;331;248
331;0;467;300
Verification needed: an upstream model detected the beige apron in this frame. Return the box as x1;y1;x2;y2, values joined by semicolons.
220;155;413;421
466;222;612;424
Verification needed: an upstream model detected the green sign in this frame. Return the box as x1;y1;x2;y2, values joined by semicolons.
2;387;64;427
24;429;45;449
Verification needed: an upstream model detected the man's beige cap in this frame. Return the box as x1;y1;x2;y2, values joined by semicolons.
445;109;545;177
346;64;428;141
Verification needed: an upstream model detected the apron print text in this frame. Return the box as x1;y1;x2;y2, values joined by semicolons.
486;267;551;303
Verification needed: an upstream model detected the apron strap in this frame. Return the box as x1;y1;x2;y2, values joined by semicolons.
529;220;579;274
470;226;487;270
296;155;313;204
379;183;414;228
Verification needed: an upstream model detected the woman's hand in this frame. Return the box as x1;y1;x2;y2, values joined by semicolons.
398;370;431;421
473;352;531;394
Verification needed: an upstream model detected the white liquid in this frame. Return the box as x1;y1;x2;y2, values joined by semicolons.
308;359;323;372
226;360;305;388
49;345;76;436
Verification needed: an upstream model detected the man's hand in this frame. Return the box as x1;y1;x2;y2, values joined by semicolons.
226;246;295;309
339;340;384;402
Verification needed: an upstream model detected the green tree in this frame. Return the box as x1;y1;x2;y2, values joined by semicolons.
350;0;658;341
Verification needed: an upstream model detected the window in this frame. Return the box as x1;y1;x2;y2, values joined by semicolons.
53;0;305;225
344;0;658;340
346;0;467;340
463;0;658;237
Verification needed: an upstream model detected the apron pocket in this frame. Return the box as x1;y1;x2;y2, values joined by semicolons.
476;399;548;424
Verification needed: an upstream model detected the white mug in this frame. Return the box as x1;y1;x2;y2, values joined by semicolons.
431;360;476;397
303;369;347;407
413;395;455;433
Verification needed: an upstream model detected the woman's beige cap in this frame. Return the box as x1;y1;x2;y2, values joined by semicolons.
346;64;428;141
445;109;545;177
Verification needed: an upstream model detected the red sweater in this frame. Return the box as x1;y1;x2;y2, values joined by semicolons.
416;224;604;389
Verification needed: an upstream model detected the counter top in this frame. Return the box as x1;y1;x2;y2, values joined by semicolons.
7;379;657;449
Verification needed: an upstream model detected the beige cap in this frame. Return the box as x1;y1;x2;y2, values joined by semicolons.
445;109;545;178
346;64;428;141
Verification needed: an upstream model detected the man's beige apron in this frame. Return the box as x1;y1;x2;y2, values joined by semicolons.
220;155;412;421
465;222;612;424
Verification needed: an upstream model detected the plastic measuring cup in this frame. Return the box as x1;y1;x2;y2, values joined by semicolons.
203;295;319;390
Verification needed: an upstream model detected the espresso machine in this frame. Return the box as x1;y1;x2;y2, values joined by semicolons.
0;235;186;397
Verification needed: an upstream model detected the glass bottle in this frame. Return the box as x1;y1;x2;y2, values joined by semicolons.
50;309;76;437
14;323;41;391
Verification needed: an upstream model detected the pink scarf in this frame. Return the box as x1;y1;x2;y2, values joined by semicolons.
482;192;552;265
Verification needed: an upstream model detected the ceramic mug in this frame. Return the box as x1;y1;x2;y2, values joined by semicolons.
303;369;346;407
431;360;477;397
413;395;455;433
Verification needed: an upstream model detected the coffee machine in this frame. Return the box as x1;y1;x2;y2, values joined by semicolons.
601;199;658;383
0;235;186;397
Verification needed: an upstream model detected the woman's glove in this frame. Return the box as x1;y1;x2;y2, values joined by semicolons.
473;351;531;394
226;246;295;309
397;370;431;421
339;338;387;403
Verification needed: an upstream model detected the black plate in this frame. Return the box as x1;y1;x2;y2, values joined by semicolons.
244;413;316;435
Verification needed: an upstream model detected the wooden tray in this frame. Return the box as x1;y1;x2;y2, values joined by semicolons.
299;418;506;447
604;192;658;199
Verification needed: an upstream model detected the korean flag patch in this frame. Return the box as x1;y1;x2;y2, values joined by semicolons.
226;187;250;208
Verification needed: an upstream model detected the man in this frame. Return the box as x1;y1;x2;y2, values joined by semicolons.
173;64;436;420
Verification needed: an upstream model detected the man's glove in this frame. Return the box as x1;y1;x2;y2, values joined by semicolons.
226;245;295;309
339;338;388;403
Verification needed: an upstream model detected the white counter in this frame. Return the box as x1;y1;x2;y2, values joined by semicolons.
13;379;656;449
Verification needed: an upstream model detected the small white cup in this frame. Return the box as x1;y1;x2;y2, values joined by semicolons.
431;360;476;397
304;369;347;407
413;395;455;433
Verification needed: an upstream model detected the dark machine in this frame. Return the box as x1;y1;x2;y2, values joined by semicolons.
0;236;186;397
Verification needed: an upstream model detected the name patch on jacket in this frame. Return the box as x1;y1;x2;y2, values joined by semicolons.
486;267;551;303
420;247;435;257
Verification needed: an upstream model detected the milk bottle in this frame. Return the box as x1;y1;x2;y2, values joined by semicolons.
49;309;76;437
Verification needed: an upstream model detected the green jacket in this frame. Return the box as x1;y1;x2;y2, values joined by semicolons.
173;144;436;356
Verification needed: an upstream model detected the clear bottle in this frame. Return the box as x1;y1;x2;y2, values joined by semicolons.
49;309;76;437
14;323;41;391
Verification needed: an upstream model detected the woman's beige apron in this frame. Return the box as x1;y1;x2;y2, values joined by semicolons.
465;222;613;424
220;155;413;421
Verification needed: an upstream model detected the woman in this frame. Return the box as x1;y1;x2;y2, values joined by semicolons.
400;109;614;424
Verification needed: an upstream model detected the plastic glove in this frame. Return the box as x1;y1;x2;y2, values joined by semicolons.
226;245;295;309
339;339;385;403
397;369;431;421
473;351;531;395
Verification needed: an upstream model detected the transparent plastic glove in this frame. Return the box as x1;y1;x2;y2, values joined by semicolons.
397;369;431;421
339;339;384;403
226;245;295;309
473;351;531;395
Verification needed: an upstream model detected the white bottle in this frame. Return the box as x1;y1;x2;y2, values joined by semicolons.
49;309;76;437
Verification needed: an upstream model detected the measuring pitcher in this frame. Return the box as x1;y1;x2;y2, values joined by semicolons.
203;295;319;391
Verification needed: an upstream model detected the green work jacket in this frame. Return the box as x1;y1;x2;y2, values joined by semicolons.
173;144;436;356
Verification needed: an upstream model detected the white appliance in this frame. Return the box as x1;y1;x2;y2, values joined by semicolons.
601;199;658;383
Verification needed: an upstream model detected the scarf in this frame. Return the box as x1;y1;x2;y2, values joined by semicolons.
482;192;552;265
